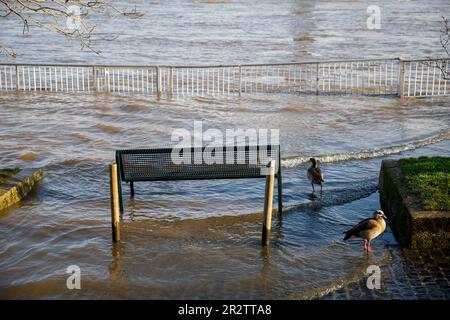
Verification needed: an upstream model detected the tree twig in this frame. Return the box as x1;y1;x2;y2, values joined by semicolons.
0;0;145;57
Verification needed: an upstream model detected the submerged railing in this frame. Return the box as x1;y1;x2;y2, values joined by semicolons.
0;57;449;98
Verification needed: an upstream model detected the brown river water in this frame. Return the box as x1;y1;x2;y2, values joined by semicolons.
0;0;450;299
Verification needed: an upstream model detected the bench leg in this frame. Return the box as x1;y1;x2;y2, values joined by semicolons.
117;174;124;215
262;160;275;246
277;172;282;215
110;164;121;242
277;153;282;216
130;181;135;198
115;152;124;215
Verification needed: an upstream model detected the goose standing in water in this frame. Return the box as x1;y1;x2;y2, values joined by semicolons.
307;157;324;193
343;210;387;252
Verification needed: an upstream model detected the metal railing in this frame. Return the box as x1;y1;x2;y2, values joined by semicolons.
0;58;449;98
399;59;450;97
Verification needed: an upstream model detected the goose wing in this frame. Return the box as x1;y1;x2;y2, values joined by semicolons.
310;167;324;182
343;218;378;240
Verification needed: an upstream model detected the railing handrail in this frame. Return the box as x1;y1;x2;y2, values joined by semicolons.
397;57;450;63
2;56;445;69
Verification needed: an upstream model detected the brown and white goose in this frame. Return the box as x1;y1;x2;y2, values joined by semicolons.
343;210;387;252
307;157;324;193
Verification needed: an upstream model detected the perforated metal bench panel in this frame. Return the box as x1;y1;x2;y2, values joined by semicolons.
116;145;280;182
114;145;282;215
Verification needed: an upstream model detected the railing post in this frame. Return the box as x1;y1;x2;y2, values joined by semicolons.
262;160;275;246
104;67;110;93
315;63;320;95
15;65;19;91
110;163;121;242
167;67;173;99
92;66;97;92
156;66;162;99
238;65;242;97
398;58;405;99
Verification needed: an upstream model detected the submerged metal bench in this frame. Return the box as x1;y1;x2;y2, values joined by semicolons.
109;145;282;245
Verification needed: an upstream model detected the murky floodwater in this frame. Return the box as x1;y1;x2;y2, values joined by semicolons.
1;0;450;299
2;0;450;64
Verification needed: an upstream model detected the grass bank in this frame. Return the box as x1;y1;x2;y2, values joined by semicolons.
399;157;450;211
0;168;21;185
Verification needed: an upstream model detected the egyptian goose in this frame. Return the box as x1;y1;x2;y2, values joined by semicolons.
343;210;387;252
307;157;324;193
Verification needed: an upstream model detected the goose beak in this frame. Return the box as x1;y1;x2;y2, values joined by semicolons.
381;213;387;219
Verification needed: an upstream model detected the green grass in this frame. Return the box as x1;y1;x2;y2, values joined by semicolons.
0;168;21;185
399;157;450;211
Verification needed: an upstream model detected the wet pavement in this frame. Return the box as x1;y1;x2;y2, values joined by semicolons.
323;248;450;300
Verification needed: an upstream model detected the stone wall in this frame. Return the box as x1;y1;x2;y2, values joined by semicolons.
379;159;450;248
0;169;44;211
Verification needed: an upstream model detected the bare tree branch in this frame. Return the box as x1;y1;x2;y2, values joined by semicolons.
436;16;450;80
0;0;144;57
440;16;450;57
422;16;450;81
0;44;17;58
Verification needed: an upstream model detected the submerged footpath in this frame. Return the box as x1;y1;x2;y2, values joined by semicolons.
322;247;450;300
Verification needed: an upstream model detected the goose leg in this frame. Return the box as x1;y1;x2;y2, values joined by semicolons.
320;182;323;193
363;239;368;251
367;241;373;252
311;183;315;193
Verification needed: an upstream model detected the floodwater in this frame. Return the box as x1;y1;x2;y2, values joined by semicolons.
1;0;450;299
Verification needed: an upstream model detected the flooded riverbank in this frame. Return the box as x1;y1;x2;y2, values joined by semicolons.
0;92;449;299
1;0;450;299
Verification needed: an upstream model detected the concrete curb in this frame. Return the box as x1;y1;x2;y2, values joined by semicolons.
0;169;44;211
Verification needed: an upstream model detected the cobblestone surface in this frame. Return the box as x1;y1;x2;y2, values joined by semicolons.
322;248;450;300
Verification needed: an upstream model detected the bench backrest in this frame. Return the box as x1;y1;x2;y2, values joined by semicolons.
116;145;281;182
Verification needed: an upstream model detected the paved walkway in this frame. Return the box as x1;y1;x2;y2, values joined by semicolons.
323;248;450;300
